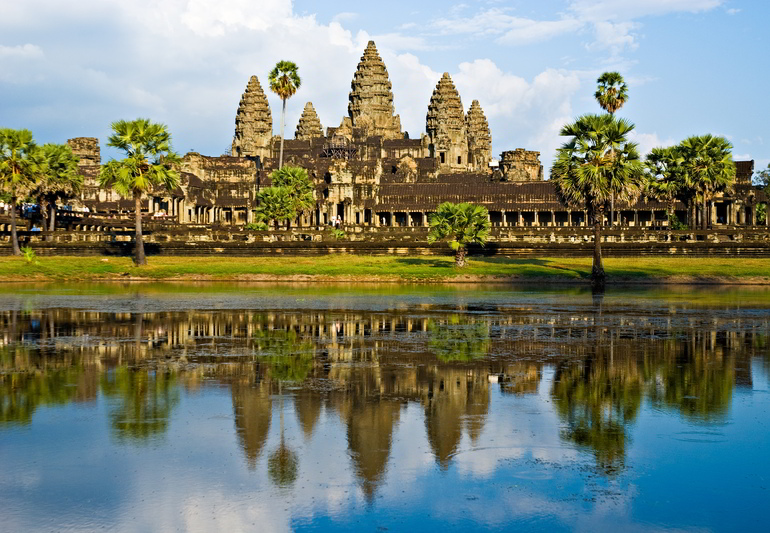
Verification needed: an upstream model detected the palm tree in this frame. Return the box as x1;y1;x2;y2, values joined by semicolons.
34;143;83;240
594;72;628;115
595;72;629;228
99;119;180;266
269;165;314;225
427;202;490;267
551;113;645;289
678;135;735;230
268;61;301;170
0;128;40;256
645;146;687;225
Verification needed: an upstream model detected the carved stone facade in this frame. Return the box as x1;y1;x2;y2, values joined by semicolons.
231;76;272;160
295;102;324;140
465;100;491;172
499;149;544;182
347;41;402;140
67;137;100;166
425;73;468;171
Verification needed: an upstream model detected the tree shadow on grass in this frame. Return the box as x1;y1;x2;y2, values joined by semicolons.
393;257;455;269
469;256;590;279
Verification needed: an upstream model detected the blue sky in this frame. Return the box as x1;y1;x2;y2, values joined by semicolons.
1;0;767;171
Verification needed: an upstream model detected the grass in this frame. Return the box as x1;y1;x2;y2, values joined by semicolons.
0;254;768;284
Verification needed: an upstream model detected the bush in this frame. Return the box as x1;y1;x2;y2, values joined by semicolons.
667;213;688;230
245;222;269;231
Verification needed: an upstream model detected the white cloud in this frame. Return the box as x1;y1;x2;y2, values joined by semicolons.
568;0;725;22
452;60;582;163
0;43;44;59
628;131;678;157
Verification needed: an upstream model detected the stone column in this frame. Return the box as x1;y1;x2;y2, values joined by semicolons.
710;201;717;226
551;210;555;227
390;211;395;227
633;210;639;227
534;211;539;226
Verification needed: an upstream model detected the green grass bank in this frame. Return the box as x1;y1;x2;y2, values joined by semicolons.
0;255;769;284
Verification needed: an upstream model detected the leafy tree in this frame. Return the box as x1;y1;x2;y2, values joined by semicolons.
645;146;689;226
255;166;314;228
551;114;645;289
0;128;40;255
33;143;82;239
427;202;490;267
595;72;629;227
268;61;301;169
753;163;770;224
678;135;735;230
99;119;180;265
594;72;628;115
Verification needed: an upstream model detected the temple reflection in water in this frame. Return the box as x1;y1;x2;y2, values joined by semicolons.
2;301;768;496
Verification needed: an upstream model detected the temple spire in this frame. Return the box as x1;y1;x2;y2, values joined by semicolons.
426;72;467;170
347;40;402;139
295;102;324;140
231;75;272;159
466;100;491;171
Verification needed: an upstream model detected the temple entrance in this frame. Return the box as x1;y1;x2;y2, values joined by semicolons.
336;203;344;223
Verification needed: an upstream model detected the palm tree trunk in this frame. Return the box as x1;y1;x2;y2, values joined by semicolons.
610;193;615;227
701;192;708;231
455;246;466;268
49;203;56;235
279;98;286;169
134;191;147;266
591;205;605;291
40;196;49;239
10;196;21;256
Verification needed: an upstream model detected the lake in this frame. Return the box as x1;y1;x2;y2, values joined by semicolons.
1;283;769;532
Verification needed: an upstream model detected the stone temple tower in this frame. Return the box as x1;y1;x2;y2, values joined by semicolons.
295;102;324;140
426;73;468;171
346;41;402;139
231;75;273;160
465;100;492;171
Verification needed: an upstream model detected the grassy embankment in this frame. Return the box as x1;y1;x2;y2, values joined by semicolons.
0;255;769;283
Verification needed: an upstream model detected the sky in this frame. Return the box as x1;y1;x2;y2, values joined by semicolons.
1;0;767;172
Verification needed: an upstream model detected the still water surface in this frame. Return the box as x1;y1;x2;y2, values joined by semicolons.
1;284;769;532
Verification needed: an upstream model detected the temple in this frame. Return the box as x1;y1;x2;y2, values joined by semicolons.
65;40;766;229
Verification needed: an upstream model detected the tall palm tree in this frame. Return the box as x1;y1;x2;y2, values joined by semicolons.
595;72;629;228
427;202;490;267
594;72;628;115
34;143;83;240
268;61;301;170
551;113;645;290
99;119;180;266
0;128;40;255
678;135;735;230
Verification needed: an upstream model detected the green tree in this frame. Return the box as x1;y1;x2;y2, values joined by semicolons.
255;166;314;228
33;143;83;239
0;128;40;255
752;163;769;224
594;72;628;115
551;114;645;289
645;146;689;226
268;61;301;170
595;72;629;227
427;202;490;267
99;119;180;265
678;135;735;230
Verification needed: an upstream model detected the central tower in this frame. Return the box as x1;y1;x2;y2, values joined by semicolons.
347;41;402;139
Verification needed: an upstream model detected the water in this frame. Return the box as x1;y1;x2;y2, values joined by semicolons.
1;283;769;532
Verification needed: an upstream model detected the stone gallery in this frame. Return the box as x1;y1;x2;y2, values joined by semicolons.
67;41;765;229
